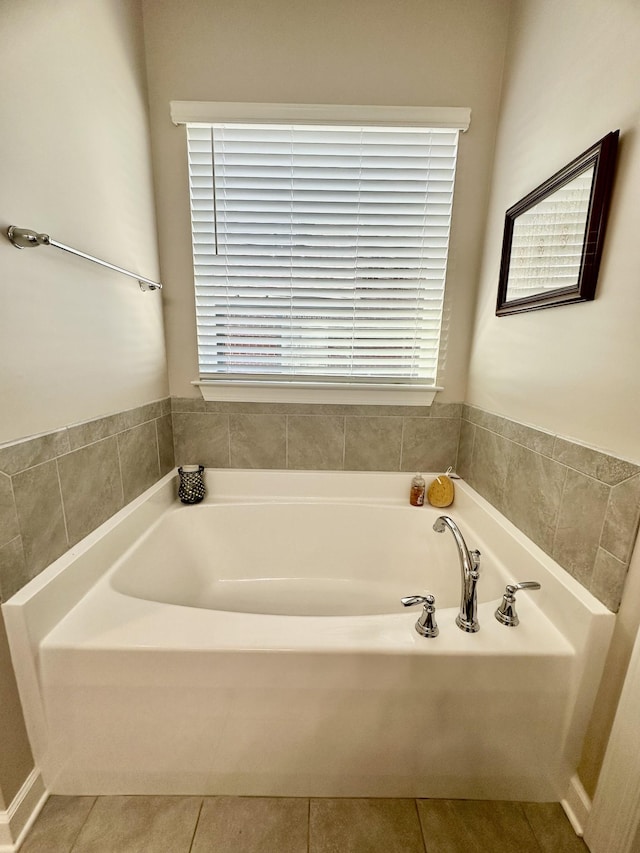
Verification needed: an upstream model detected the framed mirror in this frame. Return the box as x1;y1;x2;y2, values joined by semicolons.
496;130;619;316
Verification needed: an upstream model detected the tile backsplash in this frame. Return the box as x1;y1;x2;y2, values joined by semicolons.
1;396;639;613
171;398;462;474
0;399;173;601
459;405;640;612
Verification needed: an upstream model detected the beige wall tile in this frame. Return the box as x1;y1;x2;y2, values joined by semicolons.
229;414;286;469
12;460;68;576
0;430;70;476
456;419;475;480
344;417;403;471
503;444;567;555
0;473;19;546
466;427;512;513
0;537;28;602
118;421;161;504
57;438;123;546
463;406;507;434
121;400;163;429
552;470;610;587
67;413;126;451
591;548;628;612
287;415;345;470
173;413;230;468
171;396;205;413
431;402;463;419
600;474;640;563
206;401;286;415
553;438;639;486
156;415;175;475
502;420;555;457
401;417;460;473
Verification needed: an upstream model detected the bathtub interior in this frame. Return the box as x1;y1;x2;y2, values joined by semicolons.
108;500;508;616
2;469;615;801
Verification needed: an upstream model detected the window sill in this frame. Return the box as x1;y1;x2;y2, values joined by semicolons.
193;380;442;407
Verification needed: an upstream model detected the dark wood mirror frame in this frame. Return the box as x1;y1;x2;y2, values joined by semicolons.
496;130;619;316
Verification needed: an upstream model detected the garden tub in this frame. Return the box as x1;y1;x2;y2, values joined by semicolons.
3;470;614;800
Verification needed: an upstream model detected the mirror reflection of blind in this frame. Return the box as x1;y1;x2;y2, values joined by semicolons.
187;123;459;383
506;167;594;298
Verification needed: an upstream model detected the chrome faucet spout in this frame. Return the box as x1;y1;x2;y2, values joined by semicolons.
433;515;481;632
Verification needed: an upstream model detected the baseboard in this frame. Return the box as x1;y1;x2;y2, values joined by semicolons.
0;768;47;852
561;773;592;836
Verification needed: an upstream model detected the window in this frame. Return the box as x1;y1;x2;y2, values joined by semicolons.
175;103;469;403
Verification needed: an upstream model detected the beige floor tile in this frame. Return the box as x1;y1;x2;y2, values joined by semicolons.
310;798;425;853
417;800;540;853
523;802;589;852
190;796;308;853
21;796;95;853
71;795;201;853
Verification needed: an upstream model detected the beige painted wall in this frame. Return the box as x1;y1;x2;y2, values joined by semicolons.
0;0;168;446
0;0;167;811
467;0;640;464
467;0;640;797
141;0;511;402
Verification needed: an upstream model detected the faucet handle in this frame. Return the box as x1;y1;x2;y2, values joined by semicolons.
401;594;439;638
401;594;435;608
495;581;541;627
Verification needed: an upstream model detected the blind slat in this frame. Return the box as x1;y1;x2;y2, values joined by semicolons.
188;122;458;383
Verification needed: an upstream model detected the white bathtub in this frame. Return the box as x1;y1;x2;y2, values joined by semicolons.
3;470;614;801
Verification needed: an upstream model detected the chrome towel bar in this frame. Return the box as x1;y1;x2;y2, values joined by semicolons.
6;226;162;291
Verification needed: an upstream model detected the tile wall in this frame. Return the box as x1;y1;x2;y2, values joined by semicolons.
171;398;462;473
2;396;639;613
458;405;640;612
0;399;173;602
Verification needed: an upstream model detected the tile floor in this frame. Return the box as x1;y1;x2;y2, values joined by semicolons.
20;795;589;853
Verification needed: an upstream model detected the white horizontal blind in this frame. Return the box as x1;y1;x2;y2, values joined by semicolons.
506;167;594;298
187;123;459;383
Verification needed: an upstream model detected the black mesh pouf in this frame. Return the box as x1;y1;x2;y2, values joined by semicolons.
178;465;206;504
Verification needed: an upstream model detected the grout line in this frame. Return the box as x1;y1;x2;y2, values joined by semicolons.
285;415;289;469
114;434;126;508
550;464;570;557
307;797;311;853
171;411;179;467
399;417;406;470
596;485;615;560
67;417;161;452
519;802;545;852
68;796;100;853
187;798;205;853
54;458;71;548
598;543;627;564
452;415;462;473
414;798;428;853
341;416;347;469
154;419;162;478
465;420;477;484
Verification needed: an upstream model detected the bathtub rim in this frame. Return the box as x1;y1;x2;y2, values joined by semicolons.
3;467;613;618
